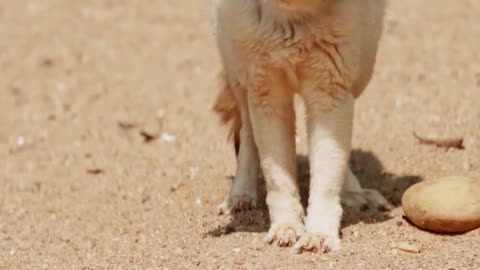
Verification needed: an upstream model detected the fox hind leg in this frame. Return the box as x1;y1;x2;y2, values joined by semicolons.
341;168;393;211
215;78;261;214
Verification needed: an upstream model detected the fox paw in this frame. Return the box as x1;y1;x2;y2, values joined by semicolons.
291;233;341;254
264;223;304;247
217;194;258;215
342;188;393;212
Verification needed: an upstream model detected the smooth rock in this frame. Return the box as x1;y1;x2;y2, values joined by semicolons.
402;176;480;233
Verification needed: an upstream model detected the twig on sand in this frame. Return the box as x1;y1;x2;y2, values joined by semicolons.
413;132;465;150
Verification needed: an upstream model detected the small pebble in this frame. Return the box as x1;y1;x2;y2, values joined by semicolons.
195;197;202;207
396;242;421;253
156;109;166;120
16;136;25;147
160;133;176;143
188;167;199;180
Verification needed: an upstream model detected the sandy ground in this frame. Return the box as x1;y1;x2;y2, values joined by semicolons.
0;0;479;269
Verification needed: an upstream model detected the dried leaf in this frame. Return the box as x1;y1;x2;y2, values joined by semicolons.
87;168;104;175
413;132;465;150
140;131;158;143
117;121;138;130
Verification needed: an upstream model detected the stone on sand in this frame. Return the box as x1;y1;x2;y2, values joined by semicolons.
402;176;480;233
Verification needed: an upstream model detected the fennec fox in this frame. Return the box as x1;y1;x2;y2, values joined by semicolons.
210;0;392;254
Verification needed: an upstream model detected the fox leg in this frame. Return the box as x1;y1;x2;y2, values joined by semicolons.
292;89;354;254
341;168;393;211
247;68;305;247
217;80;261;214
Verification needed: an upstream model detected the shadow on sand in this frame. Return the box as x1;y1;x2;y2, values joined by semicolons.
206;149;421;237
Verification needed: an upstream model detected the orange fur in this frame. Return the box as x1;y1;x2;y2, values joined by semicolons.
210;0;390;253
212;71;241;156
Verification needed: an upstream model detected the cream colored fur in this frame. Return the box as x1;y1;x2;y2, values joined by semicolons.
210;0;391;254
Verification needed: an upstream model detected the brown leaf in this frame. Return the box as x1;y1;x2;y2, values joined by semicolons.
413;132;465;150
87;168;104;175
140;131;158;143
117;121;138;130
